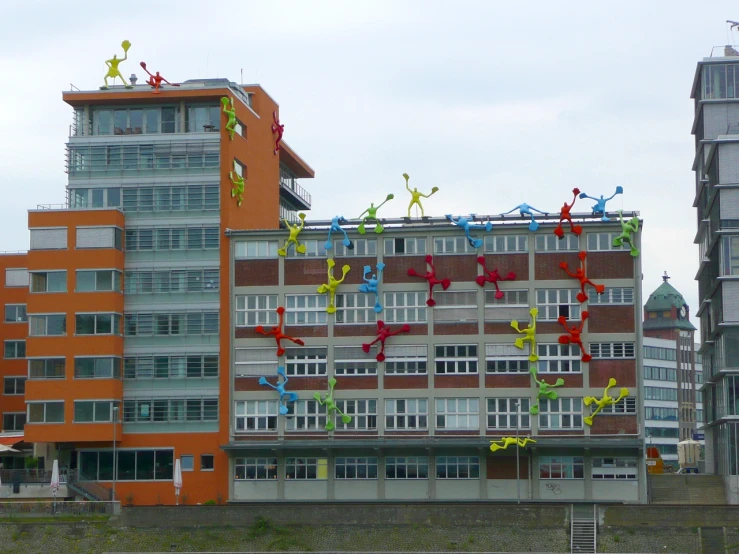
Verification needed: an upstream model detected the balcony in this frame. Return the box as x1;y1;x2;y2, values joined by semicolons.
279;175;311;210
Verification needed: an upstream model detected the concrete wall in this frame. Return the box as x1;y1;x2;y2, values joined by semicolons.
335;480;377;500
0;484;69;499
233;480;277;501
592;480;639;502
539;479;584;500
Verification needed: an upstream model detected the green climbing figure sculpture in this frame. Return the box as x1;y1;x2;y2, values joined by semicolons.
221;97;237;140
613;210;640;257
278;213;307;256
404;173;438;218
530;367;564;415
357;194;394;234
313;377;352;431
229;171;245;206
583;378;629;426
102;40;132;89
317;259;350;314
511;307;540;362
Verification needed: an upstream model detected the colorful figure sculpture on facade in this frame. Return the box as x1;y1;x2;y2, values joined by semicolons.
490;437;537;452
557;311;592;362
258;366;298;415
407;255;451;307
553;188;583;239
139;62;179;94
278;213;307;256
229;171;245;206
255;306;305;357
271;111;284;154
221;97;237;140
579;186;623;221
500;203;548;232
404;173;439;218
325;216;354;251
476;256;516;299
359;263;385;313
530;367;565;415
584;378;629;426
560;251;605;303
317;260;350;314
102;40;132;89
313;378;352;431
362;320;411;362
614;210;640;257
357;194;394;234
445;215;493;248
511;308;539;362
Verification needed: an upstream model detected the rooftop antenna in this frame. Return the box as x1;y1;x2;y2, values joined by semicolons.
240;68;243;84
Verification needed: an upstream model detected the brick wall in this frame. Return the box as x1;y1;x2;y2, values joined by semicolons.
589;415;638;435
588;251;635;279
332;257;378;285
383;255;428;283
434;374;479;388
235;259;278;286
284;325;328;338
333;324;377;337
434;322;479;335
285;259;331;285
484;322;519;335
587;305;635;333
384;375;429;389
534;252;580;280
485;374;530;388
487;455;529;479
337;376;378;390
431;254;477;282
482;253;529;281
589;359;637;387
282;376;328;390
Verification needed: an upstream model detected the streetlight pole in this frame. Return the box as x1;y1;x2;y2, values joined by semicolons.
112;405;118;502
514;401;521;504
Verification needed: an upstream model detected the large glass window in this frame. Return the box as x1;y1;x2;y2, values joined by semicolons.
4;341;25;359
539;456;584;479
78;449;173;481
385;457;428;479
29;358;65;379
30;271;67;293
385;399;428;430
538;398;583;429
75;357;120;379
335;457;378;479
435;345;478;374
384;292;427;323
536;289;581;321
486;398;530;429
27;402;64;423
702;63;739;100
234;458;278;480
235;295;278;326
285;400;327;431
76;270;121;292
186;105;221;132
75;313;120;335
285;295;328;325
4;305;27;323
435;398;479;430
335;400;377;430
436;456;479;479
234;400;278;432
29;315;66;336
3;377;25;395
285;458;327;480
74;401;114;422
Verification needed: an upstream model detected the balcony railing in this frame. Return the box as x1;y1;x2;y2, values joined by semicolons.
279;176;312;207
0;468;67;484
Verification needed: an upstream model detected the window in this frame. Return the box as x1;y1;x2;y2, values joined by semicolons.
79;449;174;481
94;106;178;135
75;313;121;335
29;358;66;379
588;287;634;304
123;184;219;212
286;400;327;431
186;105;221;132
486;343;530;373
180;455;194;471
335;457;378;479
335;293;377;325
76;270;122;292
233;348;278;377
125;226;218;251
722;235;739;276
484;289;529;322
436;456;480;479
285;347;327;376
235;295;278;326
124;312;218;336
235;240;278;259
537;344;582;373
536;289;581;321
123;398;217;423
435;398;479;430
3;412;25;432
201;454;214;471
285;458;328;480
5;269;28;288
539;398;583;429
285;295;328;325
592;458;637;479
644;346;677;361
385;457;428;479
4;341;25;359
3;377;25;395
586;232;623;252
434;236;477;254
385;399;428;430
600;397;637;414
125;268;218;294
435;345;478;374
433;290;477;322
644;366;677;382
285;239;326;258
29;314;67;336
646;427;680;438
645;407;678;421
384;237;426;256
645;387;678;401
76;227;122;249
30;271;67;293
335;400;377;430
486;398;531;429
535;234;579;251
539;456;584;479
234;400;278;432
384;292;427;323
27;402;64;423
234;458;277;480
30;228;67;250
71;187;121;209
334;239;377;257
590;342;635;359
384;345;427;375
334;346;378;376
74;401;114;422
484;235;528;253
75;357;120;379
4;304;27;323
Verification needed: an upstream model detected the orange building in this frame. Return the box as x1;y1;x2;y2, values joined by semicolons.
3;77;313;505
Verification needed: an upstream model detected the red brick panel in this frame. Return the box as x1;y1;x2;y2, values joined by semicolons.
401;324;429;336
282;376;329;390
383;375;430;389
487;455;529;479
383;256;429;283
541;373;583;388
333;431;379;439
284;325;328;338
333;324;378;337
589;415;638;435
589;359;637;388
234;377;263;391
587;305;635;333
534;252;580;281
485;374;531;388
538;322;566;335
537;430;584;436
483;253;529;282
333;257;379;285
430;255;478;283
484;322;519;336
284;259;331;285
587;252;635;280
434;322;479;335
235;260;278;287
283;434;328;440
234;434;278;441
337;376;379;390
434;374;479;388
435;430;480;436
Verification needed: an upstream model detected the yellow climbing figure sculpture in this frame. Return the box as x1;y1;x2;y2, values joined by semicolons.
511;307;539;362
317;259;350;314
278;213;307;256
229;171;245;206
102;40;132;88
584;378;629;426
490;437;537;452
404;173;438;218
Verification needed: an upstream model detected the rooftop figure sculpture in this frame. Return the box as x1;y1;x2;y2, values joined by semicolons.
102;40;132;89
325;216;353;251
578;186;623;221
501;203;548;232
278;213;307;256
139;62;180;94
446;214;492;248
404;173;438;218
358;194;394;234
614;210;640;257
553;188;583;239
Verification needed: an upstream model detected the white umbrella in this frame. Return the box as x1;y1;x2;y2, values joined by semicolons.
50;460;60;513
173;459;182;505
0;445;19;453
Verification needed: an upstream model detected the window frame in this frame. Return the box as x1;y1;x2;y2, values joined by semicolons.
536;289;581;321
535;234;580;252
27;401;65;424
384;291;427;324
235;240;278;259
384;345;428;375
486;397;531;430
3;377;26;395
334;399;377;431
539;456;585;479
385;398;428;430
285;457;327;480
29;314;67;337
4;304;27;323
434;344;478;374
436;456;480;479
435;398;480;430
4;340;26;359
432;290;478;323
590;342;636;359
234;400;278;433
384;237;427;256
235;294;278;327
335;457;378;479
537;344;582;374
284;294;328;326
538;397;583;430
385;456;429;479
335;292;378;325
285;347;328;376
483;235;528;253
333;345;378;376
234;457;278;480
485;343;530;374
29;271;67;293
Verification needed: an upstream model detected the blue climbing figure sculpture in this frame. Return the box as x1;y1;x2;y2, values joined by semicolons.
501;203;548;231
325;216;354;251
258;366;298;415
358;263;385;313
578;186;623;221
445;214;493;248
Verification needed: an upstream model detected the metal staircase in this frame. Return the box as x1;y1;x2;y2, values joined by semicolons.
571;504;596;553
66;470;112;501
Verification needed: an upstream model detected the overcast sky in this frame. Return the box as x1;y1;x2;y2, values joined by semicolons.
1;0;737;331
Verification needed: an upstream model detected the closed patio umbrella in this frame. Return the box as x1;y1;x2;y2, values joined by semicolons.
50;460;60;513
173;459;182;505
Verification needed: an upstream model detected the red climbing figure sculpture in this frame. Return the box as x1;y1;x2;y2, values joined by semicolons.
557;311;592;362
362;320;411;362
553;188;583;239
271;111;284;155
407;255;451;307
560;251;605;303
139;62;180;94
475;256;516;299
255;306;305;357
